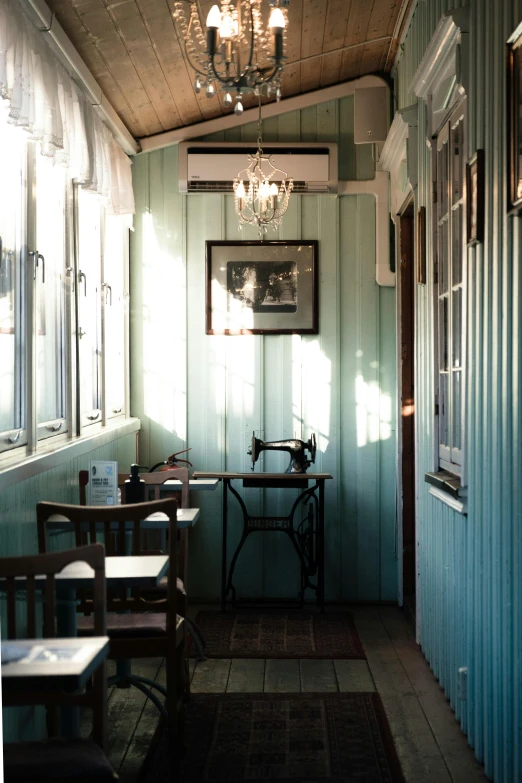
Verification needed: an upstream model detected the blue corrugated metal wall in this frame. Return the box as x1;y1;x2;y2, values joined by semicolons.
395;2;521;781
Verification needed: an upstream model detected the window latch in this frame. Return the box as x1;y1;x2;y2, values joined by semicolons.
7;430;22;444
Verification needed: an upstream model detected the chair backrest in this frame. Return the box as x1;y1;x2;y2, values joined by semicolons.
36;498;178;612
79;467;189;508
0;544;106;639
0;544;108;747
118;468;190;508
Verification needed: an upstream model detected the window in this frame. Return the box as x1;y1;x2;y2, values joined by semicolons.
434;102;466;475
0;115;129;459
0;121;27;452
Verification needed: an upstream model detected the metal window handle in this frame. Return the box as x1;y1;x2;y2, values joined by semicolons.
29;250;45;282
102;282;112;305
78;327;87;339
78;270;87;296
37;253;45;283
7;430;22;444
46;422;63;432
112;407;122;414
87;411;101;421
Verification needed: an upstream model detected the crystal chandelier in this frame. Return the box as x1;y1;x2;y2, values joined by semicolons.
233;96;293;236
173;1;289;115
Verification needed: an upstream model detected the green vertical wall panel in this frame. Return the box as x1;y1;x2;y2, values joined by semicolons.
131;99;397;604
395;1;522;780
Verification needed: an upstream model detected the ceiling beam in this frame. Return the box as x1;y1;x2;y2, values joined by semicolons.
139;75;389;154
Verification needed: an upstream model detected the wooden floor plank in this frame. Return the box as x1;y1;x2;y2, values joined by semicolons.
299;659;338;692
378;608;488;782
264;659;301;692
227;659;265;692
353;607;453;783
118;659;166;782
106;658;163;774
191;659;231;693
334;659;375;691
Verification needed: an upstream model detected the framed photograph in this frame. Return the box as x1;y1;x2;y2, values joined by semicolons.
508;27;522;211
416;206;426;285
466;150;485;245
205;240;318;335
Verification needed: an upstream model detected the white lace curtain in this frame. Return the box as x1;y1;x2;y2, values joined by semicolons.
0;0;134;215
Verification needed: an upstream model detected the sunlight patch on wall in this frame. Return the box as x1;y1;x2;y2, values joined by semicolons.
142;210;187;441
301;339;331;454
355;373;392;448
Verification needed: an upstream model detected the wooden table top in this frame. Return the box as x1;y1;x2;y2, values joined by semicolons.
0;555;169;590
193;471;333;480
161;478;219;491
1;636;109;692
46;508;200;531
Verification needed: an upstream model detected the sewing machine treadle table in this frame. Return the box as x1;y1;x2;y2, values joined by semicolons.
193;471;333;611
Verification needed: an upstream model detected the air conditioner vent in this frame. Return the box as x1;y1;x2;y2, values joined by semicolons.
179;141;338;194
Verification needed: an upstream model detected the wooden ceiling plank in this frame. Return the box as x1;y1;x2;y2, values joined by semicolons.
358;40;386;76
281;0;303;97
366;0;399;40
320;51;344;87
300;0;328;93
71;3;163;135
47;0;149;136
135;0;205;127
105;0;182;130
339;0;374;81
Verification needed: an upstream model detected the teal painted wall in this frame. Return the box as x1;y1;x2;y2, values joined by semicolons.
130;96;397;604
395;1;522;781
0;431;137;741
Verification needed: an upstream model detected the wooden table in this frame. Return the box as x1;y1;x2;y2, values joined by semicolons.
193;471;333;611
1;637;109;693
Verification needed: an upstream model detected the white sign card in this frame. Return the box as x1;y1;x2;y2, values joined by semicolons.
87;461;118;505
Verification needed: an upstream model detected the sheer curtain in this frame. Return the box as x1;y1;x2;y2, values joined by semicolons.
0;0;134;214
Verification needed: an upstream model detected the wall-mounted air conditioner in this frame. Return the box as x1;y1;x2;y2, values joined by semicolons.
178;141;338;194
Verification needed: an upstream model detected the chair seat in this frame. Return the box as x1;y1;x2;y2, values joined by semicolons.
3;738;116;782
78;612;167;637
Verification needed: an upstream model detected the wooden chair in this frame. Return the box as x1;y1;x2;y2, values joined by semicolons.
0;544;116;783
36;498;185;742
79;467;190;585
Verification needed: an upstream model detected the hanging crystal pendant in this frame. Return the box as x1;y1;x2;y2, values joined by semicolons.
194;76;202;94
223;92;233;108
234;99;244;116
205;82;215;98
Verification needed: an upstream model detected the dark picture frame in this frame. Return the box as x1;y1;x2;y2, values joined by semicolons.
206;240;318;335
466;150;485;245
416;206;426;285
507;26;522;211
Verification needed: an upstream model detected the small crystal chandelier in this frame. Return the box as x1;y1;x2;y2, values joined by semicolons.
173;1;289;115
233;95;293;236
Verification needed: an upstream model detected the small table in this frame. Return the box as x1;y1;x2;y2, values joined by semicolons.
1;637;109;694
193;471;333;611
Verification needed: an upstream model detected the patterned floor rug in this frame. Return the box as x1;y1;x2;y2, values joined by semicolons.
142;692;405;782
189;611;366;659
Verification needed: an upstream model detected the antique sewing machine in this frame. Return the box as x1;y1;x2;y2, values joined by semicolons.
248;431;317;474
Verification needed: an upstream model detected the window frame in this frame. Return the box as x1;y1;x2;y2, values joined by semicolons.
0;127;131;463
432;99;467;479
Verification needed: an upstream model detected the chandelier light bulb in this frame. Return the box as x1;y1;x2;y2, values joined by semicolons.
235;181;246;198
268;7;286;29
269;182;279;196
206;4;221;29
220;14;237;39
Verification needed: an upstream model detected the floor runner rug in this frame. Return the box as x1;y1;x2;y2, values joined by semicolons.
142;692;405;782
189;611;366;659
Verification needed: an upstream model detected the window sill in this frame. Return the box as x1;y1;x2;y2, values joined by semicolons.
0;418;140;491
425;470;467;515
